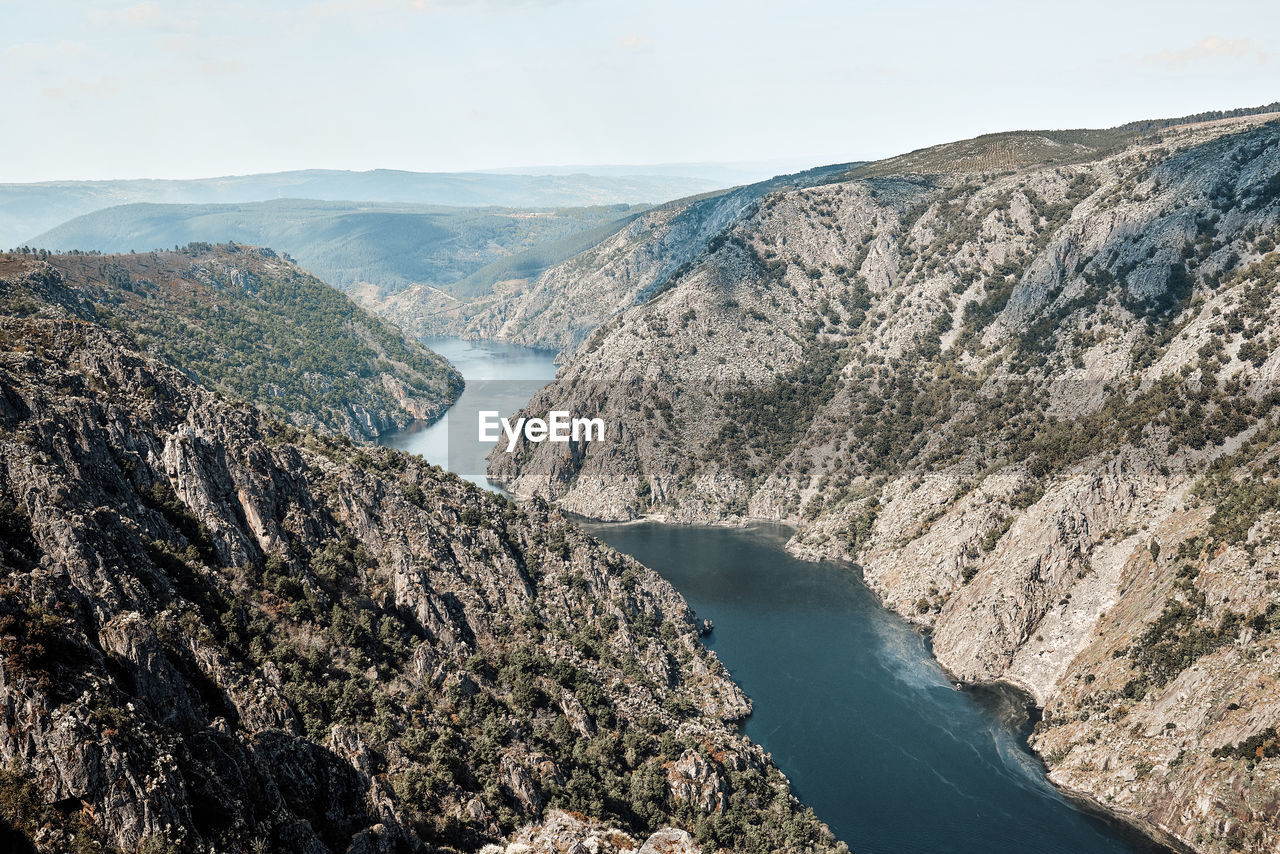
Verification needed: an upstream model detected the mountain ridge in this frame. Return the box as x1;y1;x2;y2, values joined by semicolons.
0;169;723;251
377;163;863;353
27;199;648;300
483;110;1280;852
372;103;1280;354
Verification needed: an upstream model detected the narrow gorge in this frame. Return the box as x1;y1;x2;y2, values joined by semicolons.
0;314;840;853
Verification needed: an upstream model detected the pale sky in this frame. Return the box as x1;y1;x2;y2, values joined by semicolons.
3;0;1278;182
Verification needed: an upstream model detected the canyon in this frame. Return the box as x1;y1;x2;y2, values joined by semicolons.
0;315;838;853
6;103;1280;853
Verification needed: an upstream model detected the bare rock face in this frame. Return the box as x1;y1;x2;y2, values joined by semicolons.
665;749;727;814
638;827;699;854
480;809;700;854
487;112;1280;852
499;753;545;813
0;317;840;853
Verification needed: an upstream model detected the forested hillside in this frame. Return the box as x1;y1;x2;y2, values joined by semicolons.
0;244;461;439
28;200;648;300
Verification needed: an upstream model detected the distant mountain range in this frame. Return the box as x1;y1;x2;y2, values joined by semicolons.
477;158;827;186
1;168;727;249
28;199;648;299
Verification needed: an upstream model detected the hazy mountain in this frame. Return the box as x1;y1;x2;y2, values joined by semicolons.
1;168;723;249
479;158;828;186
28;199;647;298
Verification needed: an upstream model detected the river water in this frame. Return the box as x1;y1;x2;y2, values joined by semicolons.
377;337;558;489
380;337;1167;854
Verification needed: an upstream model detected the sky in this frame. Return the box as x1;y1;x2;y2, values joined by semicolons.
2;0;1279;182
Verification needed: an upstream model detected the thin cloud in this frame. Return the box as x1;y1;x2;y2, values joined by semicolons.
88;2;199;35
3;40;85;69
306;0;395;16
619;33;649;50
200;60;248;76
40;75;120;101
88;3;162;26
120;3;162;25
308;0;575;15
5;41;84;59
1140;36;1268;71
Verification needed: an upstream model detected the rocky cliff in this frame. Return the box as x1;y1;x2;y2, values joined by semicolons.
487;110;1280;852
0;245;462;440
0;317;840;853
376;166;859;354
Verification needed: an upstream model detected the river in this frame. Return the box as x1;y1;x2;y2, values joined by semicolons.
380;337;1168;854
377;337;558;490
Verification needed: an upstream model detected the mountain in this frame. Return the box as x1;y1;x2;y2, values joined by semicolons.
377;164;861;352
486;109;1280;852
479;159;828;186
0;315;841;853
0;169;725;251
0;245;461;439
28;200;647;299
398;104;1280;355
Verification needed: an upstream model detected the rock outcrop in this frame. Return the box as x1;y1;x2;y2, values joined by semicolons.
478;810;699;854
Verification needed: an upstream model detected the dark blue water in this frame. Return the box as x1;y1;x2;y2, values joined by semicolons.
584;521;1166;854
384;338;1166;854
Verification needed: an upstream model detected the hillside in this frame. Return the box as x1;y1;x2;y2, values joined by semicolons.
380;164;860;352
486;112;1280;852
0;169;724;250
0;316;841;854
849;102;1280;179
0;245;461;439
28;200;648;300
